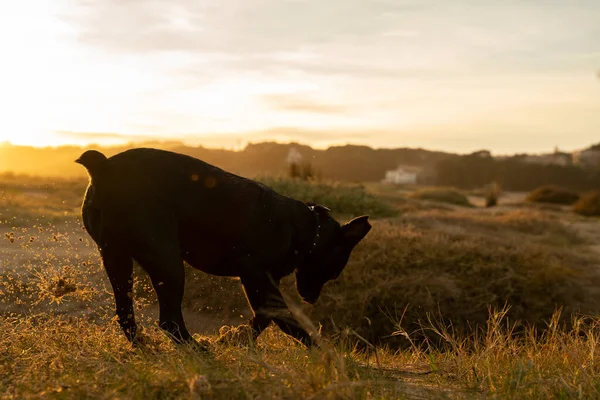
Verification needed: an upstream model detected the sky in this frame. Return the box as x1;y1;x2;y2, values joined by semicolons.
0;0;599;154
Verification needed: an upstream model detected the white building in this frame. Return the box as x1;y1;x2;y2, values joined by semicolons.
522;152;572;166
382;166;419;184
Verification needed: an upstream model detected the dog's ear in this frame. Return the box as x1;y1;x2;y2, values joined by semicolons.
341;215;371;245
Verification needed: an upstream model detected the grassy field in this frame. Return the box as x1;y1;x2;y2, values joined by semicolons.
2;174;600;399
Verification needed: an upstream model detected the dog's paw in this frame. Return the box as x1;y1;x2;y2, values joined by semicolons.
215;324;254;347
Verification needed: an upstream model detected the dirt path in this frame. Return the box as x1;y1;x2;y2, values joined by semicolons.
1;219;99;270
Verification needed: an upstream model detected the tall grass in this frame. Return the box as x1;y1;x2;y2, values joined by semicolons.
2;308;600;399
414;306;600;398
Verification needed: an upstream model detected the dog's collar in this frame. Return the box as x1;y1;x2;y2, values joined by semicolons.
307;205;322;255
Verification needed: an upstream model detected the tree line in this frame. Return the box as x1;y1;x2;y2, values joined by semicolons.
434;154;600;191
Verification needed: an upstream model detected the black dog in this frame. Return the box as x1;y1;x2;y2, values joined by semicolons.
76;148;371;347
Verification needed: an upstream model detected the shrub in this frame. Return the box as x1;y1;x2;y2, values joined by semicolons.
288;162;316;181
573;190;600;216
485;182;501;208
410;187;473;207
258;177;397;218
304;213;599;348
526;185;579;205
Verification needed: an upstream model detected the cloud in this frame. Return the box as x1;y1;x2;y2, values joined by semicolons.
51;0;598;96
249;127;370;141
261;94;346;114
55;127;373;149
60;0;474;81
61;0;400;54
56;131;162;144
179;127;372;148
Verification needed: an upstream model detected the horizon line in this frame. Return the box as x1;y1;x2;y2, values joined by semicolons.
0;136;596;158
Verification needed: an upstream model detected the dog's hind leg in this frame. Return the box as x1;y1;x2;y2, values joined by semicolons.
241;274;313;347
100;245;137;343
134;249;196;345
130;226;203;349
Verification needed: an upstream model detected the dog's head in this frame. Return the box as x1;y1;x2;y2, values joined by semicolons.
75;150;108;178
295;206;371;304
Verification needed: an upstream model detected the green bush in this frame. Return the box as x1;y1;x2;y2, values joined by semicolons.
258;177;397;218
573;190;600;216
410;187;473;207
526;185;579;205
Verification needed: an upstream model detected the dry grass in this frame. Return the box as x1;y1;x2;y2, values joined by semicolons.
3;175;600;398
423;307;600;398
400;208;585;246
0;315;433;399
2;308;600;399
308;208;599;349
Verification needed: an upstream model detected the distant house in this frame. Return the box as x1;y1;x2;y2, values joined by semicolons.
522;150;573;166
573;147;600;169
382;166;420;185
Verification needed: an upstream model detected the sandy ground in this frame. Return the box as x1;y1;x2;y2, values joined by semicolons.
1;216;245;335
1;219;97;265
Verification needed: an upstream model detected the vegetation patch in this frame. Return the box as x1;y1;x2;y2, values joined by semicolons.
410;187;473;207
573;190;600;217
484;182;501;207
258;177;397;218
400;208;585;246
305;211;599;348
0;175;86;224
2;310;600;399
526;185;579;205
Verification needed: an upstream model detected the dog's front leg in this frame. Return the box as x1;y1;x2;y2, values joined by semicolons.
100;246;137;343
241;274;313;347
240;275;274;340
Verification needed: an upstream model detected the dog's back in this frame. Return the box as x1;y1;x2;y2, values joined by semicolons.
91;148;266;233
